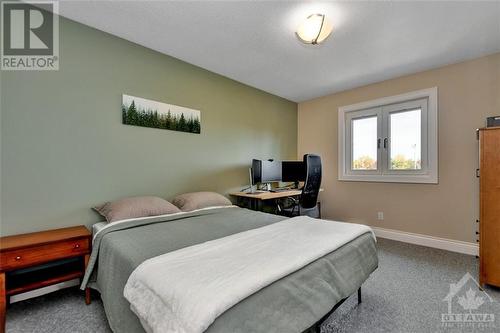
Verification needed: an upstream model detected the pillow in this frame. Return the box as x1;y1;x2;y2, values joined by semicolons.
172;192;232;211
94;196;181;223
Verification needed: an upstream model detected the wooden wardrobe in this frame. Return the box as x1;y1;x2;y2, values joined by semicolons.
478;127;500;287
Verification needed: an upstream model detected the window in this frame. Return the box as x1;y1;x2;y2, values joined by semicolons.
338;88;438;183
352;116;378;170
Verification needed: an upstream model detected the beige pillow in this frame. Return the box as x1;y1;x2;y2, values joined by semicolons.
94;196;181;222
172;192;232;211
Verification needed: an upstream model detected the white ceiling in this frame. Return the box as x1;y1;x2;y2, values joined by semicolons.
58;1;500;102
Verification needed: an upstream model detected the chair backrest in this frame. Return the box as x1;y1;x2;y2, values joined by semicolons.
300;154;322;209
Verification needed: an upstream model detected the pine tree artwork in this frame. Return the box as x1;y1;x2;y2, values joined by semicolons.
122;94;201;134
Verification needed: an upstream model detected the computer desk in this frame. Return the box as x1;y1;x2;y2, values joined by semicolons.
230;188;323;213
230;189;302;200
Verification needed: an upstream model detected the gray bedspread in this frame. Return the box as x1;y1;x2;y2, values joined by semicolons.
81;207;378;333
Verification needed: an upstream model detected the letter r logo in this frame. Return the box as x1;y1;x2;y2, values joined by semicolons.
2;2;54;55
10;9;48;49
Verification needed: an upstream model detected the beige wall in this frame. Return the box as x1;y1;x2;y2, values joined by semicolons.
298;53;500;243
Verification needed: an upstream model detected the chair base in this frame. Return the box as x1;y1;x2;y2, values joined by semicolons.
282;204;321;219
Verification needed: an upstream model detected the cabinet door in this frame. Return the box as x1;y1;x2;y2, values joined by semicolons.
479;128;500;287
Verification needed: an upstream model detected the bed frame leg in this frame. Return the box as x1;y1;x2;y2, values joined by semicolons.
357;287;362;304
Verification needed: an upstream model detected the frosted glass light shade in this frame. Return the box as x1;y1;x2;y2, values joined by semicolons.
295;14;333;45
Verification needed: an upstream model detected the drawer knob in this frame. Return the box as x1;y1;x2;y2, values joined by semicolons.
74;244;80;249
15;256;21;261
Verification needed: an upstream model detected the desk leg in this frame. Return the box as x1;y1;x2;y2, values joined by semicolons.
252;198;258;211
0;272;6;333
84;254;91;305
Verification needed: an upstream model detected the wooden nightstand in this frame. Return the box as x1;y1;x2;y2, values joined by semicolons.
0;226;91;332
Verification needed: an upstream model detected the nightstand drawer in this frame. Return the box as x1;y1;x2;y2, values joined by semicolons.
0;238;89;271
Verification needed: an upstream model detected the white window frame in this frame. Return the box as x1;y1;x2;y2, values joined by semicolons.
338;87;438;184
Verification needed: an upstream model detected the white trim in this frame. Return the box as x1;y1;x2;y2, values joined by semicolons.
371;226;478;256
338;87;438;184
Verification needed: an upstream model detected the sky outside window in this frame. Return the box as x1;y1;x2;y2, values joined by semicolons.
390;109;421;170
352;110;422;171
352;116;377;170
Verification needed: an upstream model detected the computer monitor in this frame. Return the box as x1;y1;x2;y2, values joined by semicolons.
251;159;282;183
282;161;306;183
251;159;261;184
262;160;282;182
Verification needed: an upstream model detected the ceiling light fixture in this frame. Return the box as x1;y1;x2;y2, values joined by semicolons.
295;14;333;45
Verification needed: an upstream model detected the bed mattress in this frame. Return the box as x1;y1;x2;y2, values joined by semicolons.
83;207;378;333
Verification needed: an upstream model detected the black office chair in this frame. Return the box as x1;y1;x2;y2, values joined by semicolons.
279;154;322;218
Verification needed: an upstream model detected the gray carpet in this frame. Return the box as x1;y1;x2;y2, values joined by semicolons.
6;238;500;333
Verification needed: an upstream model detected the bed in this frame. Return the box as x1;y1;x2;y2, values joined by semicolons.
81;206;378;333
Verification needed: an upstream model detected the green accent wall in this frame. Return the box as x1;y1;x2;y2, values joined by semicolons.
0;16;297;236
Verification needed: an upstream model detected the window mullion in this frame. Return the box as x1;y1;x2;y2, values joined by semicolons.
380;108;389;175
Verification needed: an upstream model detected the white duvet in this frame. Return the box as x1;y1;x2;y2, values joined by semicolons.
123;216;374;333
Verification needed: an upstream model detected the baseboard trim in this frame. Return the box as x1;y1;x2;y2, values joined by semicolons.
371;226;478;256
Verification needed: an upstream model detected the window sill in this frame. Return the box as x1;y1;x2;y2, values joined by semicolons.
338;174;438;184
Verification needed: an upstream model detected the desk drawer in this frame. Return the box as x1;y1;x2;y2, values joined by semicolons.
0;238;89;271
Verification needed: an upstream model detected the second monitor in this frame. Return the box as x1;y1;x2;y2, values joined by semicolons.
281;161;306;183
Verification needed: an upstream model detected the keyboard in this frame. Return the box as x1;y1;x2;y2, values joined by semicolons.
269;188;292;193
